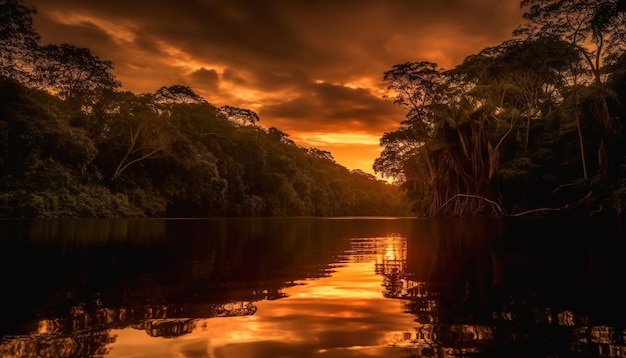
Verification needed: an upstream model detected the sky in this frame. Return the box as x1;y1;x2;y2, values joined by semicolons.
25;0;525;175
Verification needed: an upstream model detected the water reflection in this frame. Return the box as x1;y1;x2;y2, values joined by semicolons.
0;218;415;357
376;217;626;358
0;217;625;357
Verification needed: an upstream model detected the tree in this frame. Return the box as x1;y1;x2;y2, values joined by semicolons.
382;61;445;141
351;169;377;181
0;77;45;172
219;105;260;126
151;85;207;104
591;0;626;37
95;91;173;180
427;94;510;216
0;0;40;84
377;57;539;216
35;44;121;108
456;38;576;153
268;127;295;145
515;0;626;180
305;147;335;163
374;61;445;182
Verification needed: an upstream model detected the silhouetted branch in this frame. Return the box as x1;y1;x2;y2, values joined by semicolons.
436;194;504;216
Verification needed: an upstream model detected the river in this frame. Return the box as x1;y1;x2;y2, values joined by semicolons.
0;216;624;357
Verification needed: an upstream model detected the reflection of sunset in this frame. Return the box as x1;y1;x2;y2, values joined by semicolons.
105;236;415;358
287;263;380;299
381;236;405;261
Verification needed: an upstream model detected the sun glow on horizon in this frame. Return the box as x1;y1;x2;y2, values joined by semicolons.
296;132;380;146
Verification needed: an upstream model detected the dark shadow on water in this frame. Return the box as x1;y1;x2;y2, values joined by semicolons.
390;216;626;358
0;218;422;356
0;216;624;357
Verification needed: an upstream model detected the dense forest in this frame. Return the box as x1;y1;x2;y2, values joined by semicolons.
0;0;411;218
4;0;626;219
375;0;626;218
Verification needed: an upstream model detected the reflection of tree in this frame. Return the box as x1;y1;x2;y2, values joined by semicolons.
0;330;113;358
404;294;437;324
0;297;262;355
371;236;410;298
382;267;404;298
2;218;367;358
379;219;626;358
211;301;258;318
136;319;196;338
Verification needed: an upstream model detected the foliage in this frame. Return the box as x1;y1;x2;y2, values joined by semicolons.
8;0;626;218
374;0;626;218
0;74;410;217
0;0;410;218
0;0;40;83
151;85;207;104
219;105;261;126
35;44;121;107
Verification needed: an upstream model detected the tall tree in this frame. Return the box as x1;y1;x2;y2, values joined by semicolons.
454;37;578;155
35;44;121;108
376;61;512;216
94;91;173;180
515;0;626;180
374;61;445;182
0;0;40;84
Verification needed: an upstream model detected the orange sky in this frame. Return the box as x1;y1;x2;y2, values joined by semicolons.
25;0;525;175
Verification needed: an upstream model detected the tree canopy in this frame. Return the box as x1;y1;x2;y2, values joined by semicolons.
0;0;410;218
375;0;626;217
6;0;626;218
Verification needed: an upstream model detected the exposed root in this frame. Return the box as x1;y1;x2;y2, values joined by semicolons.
436;194;505;216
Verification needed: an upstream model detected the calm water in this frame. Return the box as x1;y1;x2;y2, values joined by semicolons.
0;217;625;358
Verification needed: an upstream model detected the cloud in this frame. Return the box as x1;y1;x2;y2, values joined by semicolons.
188;67;219;91
26;0;524;173
260;81;405;133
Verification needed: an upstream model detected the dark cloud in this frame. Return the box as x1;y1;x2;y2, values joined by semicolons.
189;67;219;91
222;68;249;86
25;0;524;173
261;81;405;133
249;68;311;92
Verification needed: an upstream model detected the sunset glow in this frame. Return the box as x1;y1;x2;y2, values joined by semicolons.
25;0;524;174
298;132;380;146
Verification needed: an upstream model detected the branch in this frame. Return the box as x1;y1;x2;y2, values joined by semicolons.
112;147;163;179
435;190;596;218
509;207;561;217
436;194;505;216
510;191;594;217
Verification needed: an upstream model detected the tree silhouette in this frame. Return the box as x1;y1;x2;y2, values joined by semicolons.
0;0;40;84
151;84;207;104
220;105;260;126
35;44;121;108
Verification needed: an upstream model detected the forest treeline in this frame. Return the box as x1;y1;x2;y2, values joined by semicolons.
4;0;626;219
375;0;626;217
0;0;411;218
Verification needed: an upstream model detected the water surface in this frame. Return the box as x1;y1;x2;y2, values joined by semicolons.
0;217;624;357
